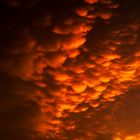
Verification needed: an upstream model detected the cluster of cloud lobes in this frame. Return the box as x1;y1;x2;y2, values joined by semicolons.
114;134;140;140
0;0;140;139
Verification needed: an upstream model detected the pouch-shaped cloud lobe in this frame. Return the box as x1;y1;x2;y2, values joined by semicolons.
0;0;140;139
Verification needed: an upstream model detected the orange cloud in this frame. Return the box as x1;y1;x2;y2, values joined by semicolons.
75;8;88;17
71;82;87;93
84;0;98;4
1;0;140;139
61;35;86;51
46;52;67;68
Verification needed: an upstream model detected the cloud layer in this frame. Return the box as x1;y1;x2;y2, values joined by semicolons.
0;0;140;139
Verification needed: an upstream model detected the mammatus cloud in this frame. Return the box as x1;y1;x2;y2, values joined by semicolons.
0;0;140;139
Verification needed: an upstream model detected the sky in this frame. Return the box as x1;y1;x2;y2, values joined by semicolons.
0;0;140;140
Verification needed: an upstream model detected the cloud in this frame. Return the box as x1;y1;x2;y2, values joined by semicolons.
0;74;41;139
5;0;42;8
0;0;140;139
46;52;67;68
84;0;98;4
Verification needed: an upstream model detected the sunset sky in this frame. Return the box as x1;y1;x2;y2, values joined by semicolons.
0;0;140;139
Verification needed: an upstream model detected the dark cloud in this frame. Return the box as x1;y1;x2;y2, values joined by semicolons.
0;74;41;139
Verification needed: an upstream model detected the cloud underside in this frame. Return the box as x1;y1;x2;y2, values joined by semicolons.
0;0;140;139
